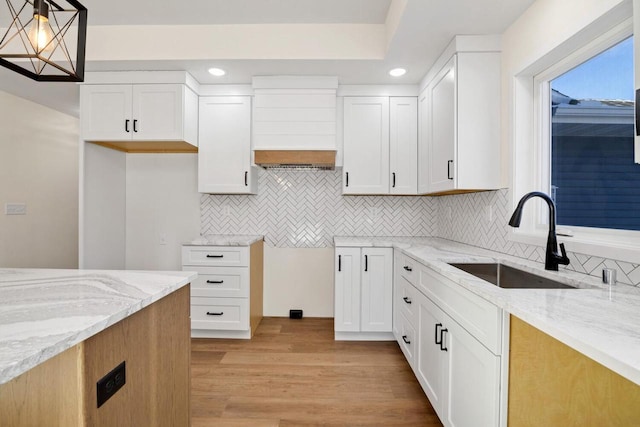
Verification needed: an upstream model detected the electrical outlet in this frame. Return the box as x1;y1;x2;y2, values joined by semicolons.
369;207;380;220
5;203;26;215
486;205;493;222
97;361;126;408
223;205;231;216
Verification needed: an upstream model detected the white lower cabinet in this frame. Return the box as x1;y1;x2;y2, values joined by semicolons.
334;246;393;340
394;250;505;427
182;241;263;339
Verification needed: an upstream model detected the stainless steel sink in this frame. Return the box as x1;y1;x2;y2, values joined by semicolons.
448;263;576;289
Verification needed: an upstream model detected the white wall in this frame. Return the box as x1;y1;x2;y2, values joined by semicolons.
0;90;79;268
263;247;335;317
125;154;201;271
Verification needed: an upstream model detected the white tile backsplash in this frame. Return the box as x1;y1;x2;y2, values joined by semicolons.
201;169;435;248
434;189;640;287
200;172;639;286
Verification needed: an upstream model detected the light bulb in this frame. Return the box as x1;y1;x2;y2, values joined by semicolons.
28;0;55;54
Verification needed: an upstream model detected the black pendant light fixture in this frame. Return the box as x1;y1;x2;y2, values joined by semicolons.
0;0;87;82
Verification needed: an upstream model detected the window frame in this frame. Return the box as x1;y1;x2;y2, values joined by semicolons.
510;17;640;264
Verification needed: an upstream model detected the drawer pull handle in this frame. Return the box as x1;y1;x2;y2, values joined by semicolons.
206;254;224;258
206;311;224;316
403;266;412;272
402;335;411;345
364;254;368;272
403;297;412;304
435;323;442;345
206;280;224;284
338;255;342;272
440;328;448;352
125;119;130;133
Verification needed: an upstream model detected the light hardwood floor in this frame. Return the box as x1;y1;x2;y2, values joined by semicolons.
191;317;442;426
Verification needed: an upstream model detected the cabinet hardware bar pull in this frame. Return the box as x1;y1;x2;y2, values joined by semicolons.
206;312;224;316
133;119;138;133
364;255;368;272
206;254;224;258
338;255;342;272
206;280;224;284
392;172;396;188
125;119;130;133
447;160;454;180
244;171;248;186
435;323;442;345
403;297;412;304
345;172;349;187
440;328;448;351
403;266;412;272
402;335;411;344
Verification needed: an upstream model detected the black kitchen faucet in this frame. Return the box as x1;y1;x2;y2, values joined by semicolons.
508;191;570;271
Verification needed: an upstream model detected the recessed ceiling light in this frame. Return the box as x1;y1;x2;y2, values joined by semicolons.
208;67;226;77
389;68;407;77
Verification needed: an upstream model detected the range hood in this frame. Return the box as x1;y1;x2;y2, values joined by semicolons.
252;76;338;170
254;150;336;170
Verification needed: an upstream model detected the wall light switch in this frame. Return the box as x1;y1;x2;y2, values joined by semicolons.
5;203;26;215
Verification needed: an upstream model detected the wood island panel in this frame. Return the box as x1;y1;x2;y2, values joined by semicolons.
508;315;640;427
0;285;191;427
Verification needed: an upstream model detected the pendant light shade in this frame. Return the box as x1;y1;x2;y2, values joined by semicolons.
0;0;87;82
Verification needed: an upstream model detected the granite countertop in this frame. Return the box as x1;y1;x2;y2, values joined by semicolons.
0;268;197;385
334;236;640;386
184;234;264;246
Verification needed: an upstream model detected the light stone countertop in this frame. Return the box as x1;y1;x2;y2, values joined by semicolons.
0;268;196;385
184;234;264;246
334;236;640;386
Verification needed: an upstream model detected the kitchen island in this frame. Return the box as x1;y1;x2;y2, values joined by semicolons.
0;268;196;427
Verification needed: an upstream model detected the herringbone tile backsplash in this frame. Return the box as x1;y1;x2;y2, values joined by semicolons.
201;169;436;248
435;189;640;287
200;171;639;286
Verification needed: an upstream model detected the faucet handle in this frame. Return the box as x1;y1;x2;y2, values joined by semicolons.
558;243;570;265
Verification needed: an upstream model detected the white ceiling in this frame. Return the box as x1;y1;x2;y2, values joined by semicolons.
0;0;535;117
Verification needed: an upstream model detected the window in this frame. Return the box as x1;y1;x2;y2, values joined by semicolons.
511;16;639;263
548;37;640;232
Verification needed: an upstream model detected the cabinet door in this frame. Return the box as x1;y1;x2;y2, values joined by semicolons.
392;250;403;340
132;84;184;141
417;88;431;193
429;56;457;193
443;312;501;427
81;85;132;141
390;97;418;195
198;97;256;194
416;293;446;419
343;97;390;194
334;248;361;332
361;248;393;332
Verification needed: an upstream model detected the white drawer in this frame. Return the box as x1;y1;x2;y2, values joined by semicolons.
398;276;417;326
191;297;249;331
189;267;249;298
399;253;418;285
182;246;248;267
397;313;416;366
418;265;502;355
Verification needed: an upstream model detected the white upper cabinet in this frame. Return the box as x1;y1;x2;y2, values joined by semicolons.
81;84;198;146
417;89;431;193
429;57;457;193
343;96;417;195
198;96;257;194
343;97;390;194
422;36;501;195
390;97;418;195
